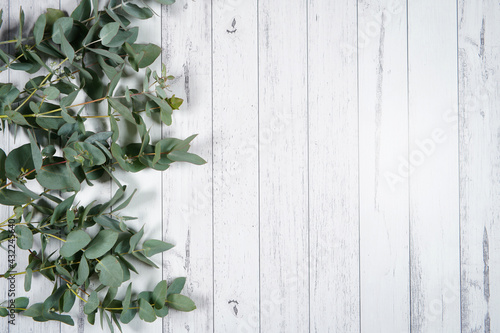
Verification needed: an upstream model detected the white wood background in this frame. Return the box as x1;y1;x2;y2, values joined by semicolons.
0;0;499;332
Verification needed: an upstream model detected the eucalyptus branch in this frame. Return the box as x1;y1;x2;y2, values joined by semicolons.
0;0;200;329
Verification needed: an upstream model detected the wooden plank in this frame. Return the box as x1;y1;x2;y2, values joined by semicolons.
105;2;165;332
258;1;308;332
212;1;259;332
358;0;409;331
161;1;213;332
58;2;92;332
459;0;500;331
0;1;12;332
308;0;359;331
408;0;461;331
5;2;61;333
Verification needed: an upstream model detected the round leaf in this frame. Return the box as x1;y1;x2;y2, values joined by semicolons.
84;229;119;259
60;230;91;258
15;225;33;249
95;255;123;287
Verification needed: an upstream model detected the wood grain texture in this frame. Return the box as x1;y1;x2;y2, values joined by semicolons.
459;0;500;332
162;1;214;333
212;1;259;332
258;1;309;332
6;2;61;333
0;1;11;332
358;0;409;332
308;0;359;332
3;0;500;332
408;0;461;331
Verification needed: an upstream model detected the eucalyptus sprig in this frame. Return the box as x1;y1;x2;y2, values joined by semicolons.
0;0;202;330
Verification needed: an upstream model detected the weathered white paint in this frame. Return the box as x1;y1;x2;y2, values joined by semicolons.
258;0;309;332
459;0;500;332
162;1;214;333
308;0;359;332
408;0;461;331
358;0;409;332
212;1;259;332
1;0;500;332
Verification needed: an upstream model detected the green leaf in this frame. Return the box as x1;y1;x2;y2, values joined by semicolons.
71;0;91;21
169;95;183;109
142;239;174;257
153;280;167;309
119;307;136;324
84;291;99;315
112;189;137;213
122;283;132;312
36;158;81;192
95;255;123;287
5;144;35;181
76;255;89;285
15;225;33;250
45;8;65;27
52;17;73;44
155;0;176;5
128;225;144;253
0;189;32;206
168;150;207;165
34;14;46;45
131;251;158;268
85;229;119;259
43;86;60;100
60;230;91;258
0;148;6;185
122;3;153;19
166;294;196;312
50;193;75;225
22;303;43;318
99;22;120;46
138;298;156;322
167;277;186;295
130;44;161;68
14;296;29;312
63;288;76;312
88;48;124;64
94;216;122;233
103;286;118;307
59;25;75;63
108;98;134;123
24;268;32;291
105;29;134;48
55;262;72;279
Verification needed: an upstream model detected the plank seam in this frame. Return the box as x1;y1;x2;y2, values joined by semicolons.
406;0;412;332
356;0;362;332
455;0;462;331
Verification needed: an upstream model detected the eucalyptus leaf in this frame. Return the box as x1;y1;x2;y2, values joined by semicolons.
15;225;33;250
138;298;156;322
142;239;174;257
95;255;123;287
85;229;119;259
166;294;196;312
60;230;91;258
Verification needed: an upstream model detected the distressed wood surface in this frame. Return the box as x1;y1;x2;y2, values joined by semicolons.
1;0;500;332
459;0;500;332
308;0;359;332
258;0;309;332
408;0;461;331
162;1;213;333
0;1;11;332
358;0;409;332
212;1;259;332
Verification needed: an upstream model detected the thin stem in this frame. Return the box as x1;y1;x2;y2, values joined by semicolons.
0;261;79;278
